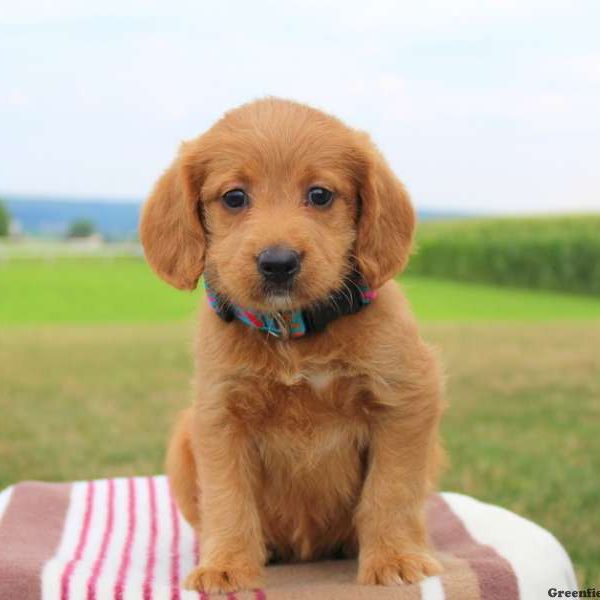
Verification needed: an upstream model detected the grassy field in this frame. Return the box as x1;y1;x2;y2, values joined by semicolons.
1;256;599;585
3;257;600;324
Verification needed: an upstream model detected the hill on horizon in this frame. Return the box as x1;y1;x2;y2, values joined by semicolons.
4;195;141;240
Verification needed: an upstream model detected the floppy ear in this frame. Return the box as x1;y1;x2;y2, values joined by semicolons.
139;151;205;290
354;135;416;289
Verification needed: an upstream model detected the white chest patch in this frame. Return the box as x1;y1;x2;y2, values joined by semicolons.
305;371;334;392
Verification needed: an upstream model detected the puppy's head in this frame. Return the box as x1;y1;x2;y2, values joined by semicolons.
140;98;415;310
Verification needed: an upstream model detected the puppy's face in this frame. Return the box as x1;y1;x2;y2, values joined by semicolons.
140;99;415;305
198;111;362;311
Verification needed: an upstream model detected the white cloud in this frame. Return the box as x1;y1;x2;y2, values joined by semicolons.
0;0;188;23
286;0;585;36
565;54;600;83
4;88;29;107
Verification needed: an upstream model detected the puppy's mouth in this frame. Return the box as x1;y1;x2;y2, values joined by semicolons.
262;281;296;310
246;277;321;313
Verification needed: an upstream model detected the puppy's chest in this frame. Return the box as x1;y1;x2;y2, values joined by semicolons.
264;371;372;471
226;366;378;435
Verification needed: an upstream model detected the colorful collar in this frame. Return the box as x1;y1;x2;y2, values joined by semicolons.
205;272;377;339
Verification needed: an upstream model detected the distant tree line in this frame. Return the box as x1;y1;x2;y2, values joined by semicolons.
66;219;96;238
0;198;10;237
408;215;600;296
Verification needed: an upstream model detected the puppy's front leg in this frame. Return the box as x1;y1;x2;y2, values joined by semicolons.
356;383;443;586
184;405;266;593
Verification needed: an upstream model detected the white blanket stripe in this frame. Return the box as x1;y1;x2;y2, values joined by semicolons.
114;478;136;600
420;576;445;600
125;477;151;600
153;475;174;599
0;486;14;523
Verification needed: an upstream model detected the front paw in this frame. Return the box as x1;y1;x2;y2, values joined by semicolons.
184;563;263;593
358;549;442;585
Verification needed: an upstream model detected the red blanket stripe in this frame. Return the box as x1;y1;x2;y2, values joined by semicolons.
114;477;136;600
143;477;159;600
169;486;182;600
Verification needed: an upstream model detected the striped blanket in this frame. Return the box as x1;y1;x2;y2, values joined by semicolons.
0;476;576;600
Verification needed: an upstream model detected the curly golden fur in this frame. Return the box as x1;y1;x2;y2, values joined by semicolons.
140;98;445;593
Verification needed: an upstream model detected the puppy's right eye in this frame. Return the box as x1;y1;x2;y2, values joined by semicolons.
221;189;249;211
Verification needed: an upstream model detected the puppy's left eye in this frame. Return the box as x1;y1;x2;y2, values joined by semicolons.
307;187;334;208
221;189;249;211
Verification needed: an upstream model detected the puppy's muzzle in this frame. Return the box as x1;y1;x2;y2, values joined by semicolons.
257;246;301;285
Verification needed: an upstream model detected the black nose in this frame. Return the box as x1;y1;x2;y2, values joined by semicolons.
257;246;301;284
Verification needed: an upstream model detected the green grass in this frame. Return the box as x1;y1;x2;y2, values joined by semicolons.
0;257;200;324
402;276;600;321
2;257;600;325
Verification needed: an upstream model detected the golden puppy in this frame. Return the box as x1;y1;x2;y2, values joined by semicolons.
140;98;445;593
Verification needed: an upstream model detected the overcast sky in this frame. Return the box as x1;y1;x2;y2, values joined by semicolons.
1;0;599;214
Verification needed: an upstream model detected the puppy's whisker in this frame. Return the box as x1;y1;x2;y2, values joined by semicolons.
343;274;363;295
339;280;354;309
328;293;342;316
